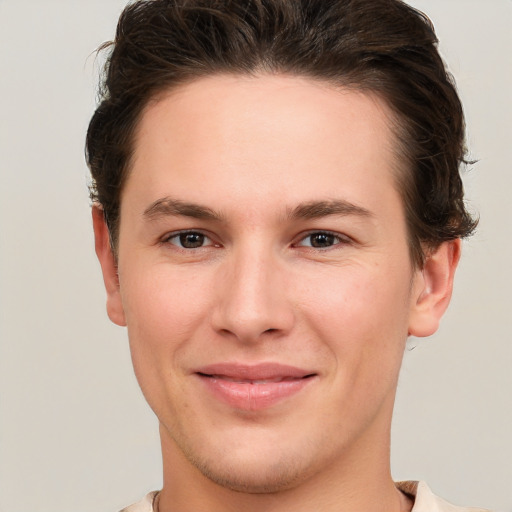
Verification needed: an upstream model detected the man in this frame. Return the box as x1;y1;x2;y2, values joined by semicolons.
87;1;484;511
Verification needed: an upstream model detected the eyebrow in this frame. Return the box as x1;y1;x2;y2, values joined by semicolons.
143;197;372;222
288;200;373;220
143;197;223;221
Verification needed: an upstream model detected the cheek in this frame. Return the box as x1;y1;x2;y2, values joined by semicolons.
118;264;213;399
299;264;412;376
121;263;210;338
118;265;209;417
302;264;411;331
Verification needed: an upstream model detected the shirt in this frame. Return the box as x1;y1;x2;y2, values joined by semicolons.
120;481;490;512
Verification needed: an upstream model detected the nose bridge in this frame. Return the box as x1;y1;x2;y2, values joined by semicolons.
212;237;293;342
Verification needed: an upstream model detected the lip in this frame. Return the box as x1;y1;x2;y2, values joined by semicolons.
194;363;317;411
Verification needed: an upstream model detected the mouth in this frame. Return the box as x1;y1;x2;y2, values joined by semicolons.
198;374;314;384
194;363;317;411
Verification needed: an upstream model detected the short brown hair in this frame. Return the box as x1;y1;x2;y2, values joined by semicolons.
86;0;477;266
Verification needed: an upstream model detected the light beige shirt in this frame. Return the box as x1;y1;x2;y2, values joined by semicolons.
396;481;489;512
120;481;490;512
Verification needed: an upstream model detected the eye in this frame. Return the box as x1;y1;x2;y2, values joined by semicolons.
296;231;348;249
164;231;214;249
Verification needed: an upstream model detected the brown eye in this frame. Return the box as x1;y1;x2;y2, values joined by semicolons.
296;231;347;249
166;231;211;249
309;233;336;248
180;232;205;248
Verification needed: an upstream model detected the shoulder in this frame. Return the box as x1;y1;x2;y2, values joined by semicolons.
396;481;491;512
119;491;159;512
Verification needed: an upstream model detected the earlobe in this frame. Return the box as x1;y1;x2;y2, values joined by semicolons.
408;239;461;338
92;205;127;326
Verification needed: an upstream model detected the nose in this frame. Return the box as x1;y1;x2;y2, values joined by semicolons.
211;243;295;343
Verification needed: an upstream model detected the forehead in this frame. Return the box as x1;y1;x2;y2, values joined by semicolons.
126;74;401;218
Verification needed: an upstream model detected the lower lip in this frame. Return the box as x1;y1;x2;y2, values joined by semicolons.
197;374;315;411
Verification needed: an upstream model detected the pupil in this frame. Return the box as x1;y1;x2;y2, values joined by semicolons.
180;233;204;248
311;233;334;248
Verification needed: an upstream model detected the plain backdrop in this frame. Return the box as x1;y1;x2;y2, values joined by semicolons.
0;1;510;511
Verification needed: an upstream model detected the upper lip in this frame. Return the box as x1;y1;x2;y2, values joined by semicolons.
194;362;316;381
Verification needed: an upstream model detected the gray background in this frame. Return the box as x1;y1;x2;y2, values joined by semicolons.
0;1;510;511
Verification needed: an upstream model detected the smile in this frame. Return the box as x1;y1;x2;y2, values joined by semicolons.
194;363;317;411
200;375;309;384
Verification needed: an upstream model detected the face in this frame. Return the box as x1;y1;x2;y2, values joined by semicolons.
94;74;457;493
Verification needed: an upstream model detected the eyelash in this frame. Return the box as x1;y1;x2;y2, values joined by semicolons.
294;230;351;250
162;230;351;251
162;230;218;250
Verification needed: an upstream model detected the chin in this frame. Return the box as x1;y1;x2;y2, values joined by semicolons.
177;434;315;494
194;455;308;494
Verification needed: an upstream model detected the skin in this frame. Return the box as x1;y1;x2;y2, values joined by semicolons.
93;74;460;512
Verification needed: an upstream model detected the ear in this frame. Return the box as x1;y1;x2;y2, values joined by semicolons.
408;239;461;338
92;205;126;326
